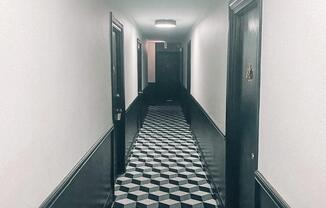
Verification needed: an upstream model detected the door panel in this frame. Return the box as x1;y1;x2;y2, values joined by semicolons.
187;41;191;94
111;21;125;179
156;52;180;102
137;40;144;129
237;4;260;208
137;40;142;94
184;41;192;123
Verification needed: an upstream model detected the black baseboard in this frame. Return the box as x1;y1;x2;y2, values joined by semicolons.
180;88;226;207
40;127;114;208
255;171;290;208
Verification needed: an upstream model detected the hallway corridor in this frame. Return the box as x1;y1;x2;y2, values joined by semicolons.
3;0;326;207
113;106;220;208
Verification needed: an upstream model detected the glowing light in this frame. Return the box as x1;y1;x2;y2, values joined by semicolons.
155;19;176;28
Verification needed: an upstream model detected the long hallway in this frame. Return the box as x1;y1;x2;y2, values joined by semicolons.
2;0;325;207
113;105;220;208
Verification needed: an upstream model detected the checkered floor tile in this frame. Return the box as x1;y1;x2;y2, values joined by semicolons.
113;105;220;208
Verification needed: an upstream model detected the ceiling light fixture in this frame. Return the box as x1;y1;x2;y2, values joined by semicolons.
148;40;166;43
155;19;176;28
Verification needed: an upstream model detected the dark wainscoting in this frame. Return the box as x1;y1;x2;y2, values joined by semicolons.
180;88;226;206
40;127;114;208
125;94;144;160
255;171;290;208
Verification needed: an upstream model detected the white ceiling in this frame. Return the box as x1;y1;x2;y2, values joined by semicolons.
108;0;217;42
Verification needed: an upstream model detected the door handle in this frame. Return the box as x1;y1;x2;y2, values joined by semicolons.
116;108;123;121
116;112;122;121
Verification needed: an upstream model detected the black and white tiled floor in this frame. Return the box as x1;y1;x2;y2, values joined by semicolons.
113;105;220;208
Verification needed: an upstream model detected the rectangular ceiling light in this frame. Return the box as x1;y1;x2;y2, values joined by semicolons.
155;19;177;28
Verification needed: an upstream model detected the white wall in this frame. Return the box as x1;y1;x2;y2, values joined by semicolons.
0;0;140;207
258;1;326;207
183;0;229;133
146;41;156;83
122;17;139;108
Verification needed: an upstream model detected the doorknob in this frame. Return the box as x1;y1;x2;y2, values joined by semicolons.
251;153;255;160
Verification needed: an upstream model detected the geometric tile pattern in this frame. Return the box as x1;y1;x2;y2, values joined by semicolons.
113;105;221;208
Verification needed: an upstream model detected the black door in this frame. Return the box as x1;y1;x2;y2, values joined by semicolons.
137;40;144;128
187;41;191;94
226;0;262;207
156;52;180;102
111;14;125;178
238;5;261;207
184;41;192;123
137;40;142;94
180;48;183;86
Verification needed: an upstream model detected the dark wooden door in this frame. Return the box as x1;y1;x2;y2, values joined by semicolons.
137;40;142;94
156;52;180;102
137;40;144;129
226;0;262;207
180;48;184;86
237;4;261;208
111;16;125;178
187;41;191;94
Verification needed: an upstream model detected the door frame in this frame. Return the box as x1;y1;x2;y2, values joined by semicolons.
110;13;126;178
225;0;263;207
137;39;143;94
186;40;192;94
